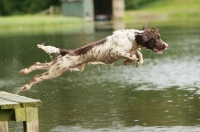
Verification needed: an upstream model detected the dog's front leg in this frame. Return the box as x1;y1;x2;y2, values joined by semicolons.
123;50;143;67
110;49;138;64
123;59;134;65
135;50;143;67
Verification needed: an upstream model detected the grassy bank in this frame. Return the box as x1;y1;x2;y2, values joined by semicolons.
125;0;200;25
0;15;85;35
0;15;83;27
0;0;200;35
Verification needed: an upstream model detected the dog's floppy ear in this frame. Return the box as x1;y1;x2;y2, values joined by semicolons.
142;24;148;30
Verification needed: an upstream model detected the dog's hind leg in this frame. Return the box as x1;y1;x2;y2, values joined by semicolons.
20;56;75;91
19;61;54;75
20;69;64;91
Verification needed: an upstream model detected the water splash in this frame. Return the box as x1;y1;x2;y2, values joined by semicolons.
50;126;200;132
14;87;22;94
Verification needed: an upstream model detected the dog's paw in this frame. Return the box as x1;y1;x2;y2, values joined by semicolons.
19;68;28;75
21;84;31;92
136;60;143;68
123;59;133;65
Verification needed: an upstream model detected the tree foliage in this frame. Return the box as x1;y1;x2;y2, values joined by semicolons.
0;0;160;16
0;0;61;16
125;0;158;10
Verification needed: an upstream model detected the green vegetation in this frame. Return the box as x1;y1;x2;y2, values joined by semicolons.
0;0;60;16
125;0;160;10
125;0;200;24
125;0;200;11
0;15;83;27
0;0;200;35
0;15;85;35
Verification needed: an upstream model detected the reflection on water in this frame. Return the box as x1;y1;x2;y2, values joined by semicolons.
50;126;200;132
0;23;200;132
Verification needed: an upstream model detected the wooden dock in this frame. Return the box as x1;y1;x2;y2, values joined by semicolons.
0;91;42;132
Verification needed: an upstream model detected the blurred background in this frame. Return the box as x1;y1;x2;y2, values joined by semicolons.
0;0;200;131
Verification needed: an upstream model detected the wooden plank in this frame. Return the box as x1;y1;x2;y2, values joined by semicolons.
0;98;20;109
0;91;42;108
0;121;8;132
0;109;15;121
0;91;41;103
21;101;42;108
15;108;26;122
23;107;39;132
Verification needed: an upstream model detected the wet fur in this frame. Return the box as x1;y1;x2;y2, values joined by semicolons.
19;25;168;92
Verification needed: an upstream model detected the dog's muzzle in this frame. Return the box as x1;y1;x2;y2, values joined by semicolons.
162;41;169;50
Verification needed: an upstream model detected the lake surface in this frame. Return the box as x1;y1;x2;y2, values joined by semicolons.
0;22;200;132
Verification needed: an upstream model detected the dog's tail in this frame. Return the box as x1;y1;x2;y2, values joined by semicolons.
37;44;60;54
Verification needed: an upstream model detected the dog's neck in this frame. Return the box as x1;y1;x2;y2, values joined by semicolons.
134;31;146;50
127;30;144;52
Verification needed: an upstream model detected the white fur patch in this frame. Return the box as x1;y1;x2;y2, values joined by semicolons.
37;44;60;54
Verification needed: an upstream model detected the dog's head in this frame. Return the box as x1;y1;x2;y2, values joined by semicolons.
135;24;168;54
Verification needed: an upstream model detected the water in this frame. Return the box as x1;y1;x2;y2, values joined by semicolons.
0;23;200;131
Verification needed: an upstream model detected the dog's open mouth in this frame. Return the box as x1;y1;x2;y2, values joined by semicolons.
153;48;163;54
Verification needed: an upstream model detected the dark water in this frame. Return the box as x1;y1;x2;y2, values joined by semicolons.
0;23;200;132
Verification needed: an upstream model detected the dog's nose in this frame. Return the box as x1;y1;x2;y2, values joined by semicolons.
162;41;168;49
164;43;168;49
165;44;169;49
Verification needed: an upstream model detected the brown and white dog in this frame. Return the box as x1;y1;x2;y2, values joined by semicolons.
19;25;168;92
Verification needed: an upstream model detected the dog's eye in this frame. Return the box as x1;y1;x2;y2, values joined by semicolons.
157;36;160;39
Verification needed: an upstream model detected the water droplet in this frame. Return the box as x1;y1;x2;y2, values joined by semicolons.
167;100;173;102
188;97;194;99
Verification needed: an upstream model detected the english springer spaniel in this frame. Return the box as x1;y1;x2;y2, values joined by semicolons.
19;25;168;92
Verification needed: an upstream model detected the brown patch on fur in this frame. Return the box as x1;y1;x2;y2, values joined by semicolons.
59;38;107;56
36;75;42;78
51;60;57;66
60;49;76;56
62;67;67;72
44;72;49;75
19;70;26;75
31;77;37;82
74;38;107;55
